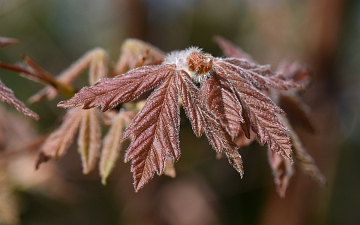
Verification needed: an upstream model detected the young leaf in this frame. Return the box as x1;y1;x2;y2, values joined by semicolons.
215;37;325;195
123;75;180;191
201;107;244;177
77;108;101;174
58;65;176;111
57;46;302;191
175;71;204;137
200;74;243;140
212;59;295;162
0;80;39;120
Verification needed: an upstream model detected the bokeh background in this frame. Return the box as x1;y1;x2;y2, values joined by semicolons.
0;0;359;224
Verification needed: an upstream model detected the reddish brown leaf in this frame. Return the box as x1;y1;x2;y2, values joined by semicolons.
216;58;301;91
123;75;180;191
77;108;101;174
213;59;294;162
200;74;243;140
215;38;323;191
201;107;244;177
176;71;204;137
57;46;305;191
0;80;39;120
58;65;176;111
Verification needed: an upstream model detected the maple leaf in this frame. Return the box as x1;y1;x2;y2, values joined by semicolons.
215;36;325;196
58;65;176;111
58;46;299;191
209;58;298;162
122;75;180;190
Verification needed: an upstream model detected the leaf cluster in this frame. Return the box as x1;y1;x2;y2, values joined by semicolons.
0;36;325;196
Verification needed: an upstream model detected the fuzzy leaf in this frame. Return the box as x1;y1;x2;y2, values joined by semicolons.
176;71;204;137
58;65;176;111
218;58;301;90
0;80;39;120
123;75;180;191
77;108;101;174
201;107;244;177
213;59;294;162
200;74;243;139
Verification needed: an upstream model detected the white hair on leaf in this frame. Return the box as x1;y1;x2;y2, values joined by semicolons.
163;47;214;83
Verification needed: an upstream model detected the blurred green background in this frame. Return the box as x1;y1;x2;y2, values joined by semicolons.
0;0;359;224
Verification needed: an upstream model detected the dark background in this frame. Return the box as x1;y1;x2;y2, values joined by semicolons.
0;0;359;224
